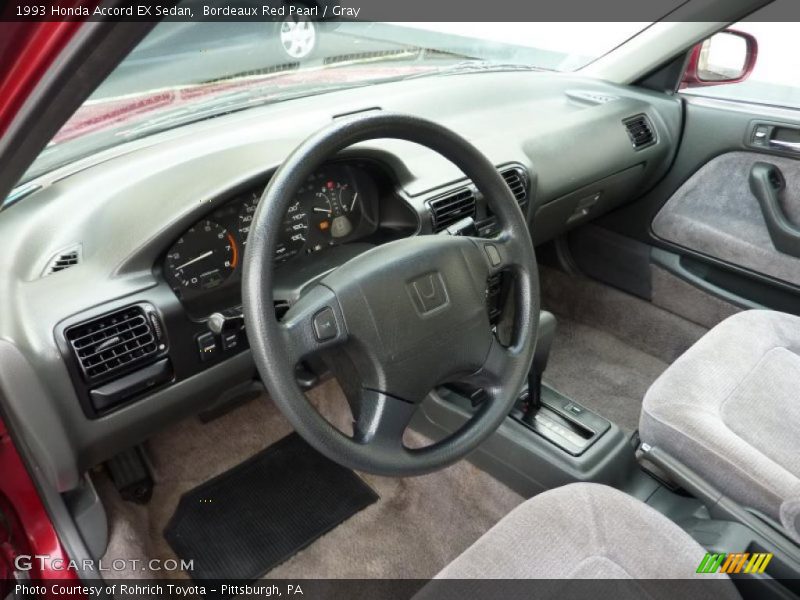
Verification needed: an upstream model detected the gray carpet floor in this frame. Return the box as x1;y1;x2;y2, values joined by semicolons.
539;266;709;433
96;379;522;580
544;318;669;432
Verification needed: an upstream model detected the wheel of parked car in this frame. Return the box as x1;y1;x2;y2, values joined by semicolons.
242;112;540;476
274;11;318;60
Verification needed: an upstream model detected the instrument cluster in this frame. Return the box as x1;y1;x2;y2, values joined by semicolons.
163;162;379;301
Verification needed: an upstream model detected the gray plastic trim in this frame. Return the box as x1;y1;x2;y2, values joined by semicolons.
651;247;762;310
640;444;800;570
413;388;636;498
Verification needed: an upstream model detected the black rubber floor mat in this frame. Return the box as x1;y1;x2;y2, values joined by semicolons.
164;432;378;581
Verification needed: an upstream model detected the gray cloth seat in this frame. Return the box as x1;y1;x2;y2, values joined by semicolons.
433;482;735;589
640;309;800;543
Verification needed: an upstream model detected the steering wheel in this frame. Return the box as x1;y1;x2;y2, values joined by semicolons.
242;113;539;476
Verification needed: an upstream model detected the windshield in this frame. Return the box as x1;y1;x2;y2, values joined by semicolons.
20;20;651;187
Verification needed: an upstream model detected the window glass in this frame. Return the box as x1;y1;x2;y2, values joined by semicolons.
20;20;651;187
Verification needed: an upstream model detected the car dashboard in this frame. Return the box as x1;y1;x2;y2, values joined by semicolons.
0;70;682;491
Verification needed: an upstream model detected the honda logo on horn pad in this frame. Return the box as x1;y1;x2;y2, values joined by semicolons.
407;272;449;315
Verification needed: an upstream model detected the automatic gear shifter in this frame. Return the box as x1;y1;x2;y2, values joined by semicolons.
512;311;610;455
523;311;557;422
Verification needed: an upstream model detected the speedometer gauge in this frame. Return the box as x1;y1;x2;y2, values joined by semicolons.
165;220;237;290
275;200;310;262
238;195;309;263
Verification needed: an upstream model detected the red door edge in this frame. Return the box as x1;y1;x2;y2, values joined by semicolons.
0;22;85;140
0;416;80;589
0;18;93;598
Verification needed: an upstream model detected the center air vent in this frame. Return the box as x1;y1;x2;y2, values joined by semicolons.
623;115;655;150
500;167;529;205
65;305;161;384
429;188;476;232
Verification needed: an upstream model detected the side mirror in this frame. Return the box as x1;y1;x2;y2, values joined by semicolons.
681;29;758;88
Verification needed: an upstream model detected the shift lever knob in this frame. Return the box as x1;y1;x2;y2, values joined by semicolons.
533;311;557;375
524;311;557;418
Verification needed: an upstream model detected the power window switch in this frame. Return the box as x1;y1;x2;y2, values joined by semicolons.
197;332;218;362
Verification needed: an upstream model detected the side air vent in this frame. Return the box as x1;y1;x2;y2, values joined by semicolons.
623;114;656;150
500;167;529;205
429;188;476;233
65;305;160;384
43;245;81;276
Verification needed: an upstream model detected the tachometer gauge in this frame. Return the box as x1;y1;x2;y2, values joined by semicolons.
165;220;238;290
311;178;361;240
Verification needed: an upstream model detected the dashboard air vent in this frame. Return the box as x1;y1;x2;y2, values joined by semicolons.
623;115;655;150
65;306;159;384
44;245;81;276
429;188;476;233
500;167;529;205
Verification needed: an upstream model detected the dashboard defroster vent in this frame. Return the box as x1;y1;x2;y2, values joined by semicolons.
623;115;656;150
429;188;476;233
66;305;160;384
43;245;81;276
500;167;529;205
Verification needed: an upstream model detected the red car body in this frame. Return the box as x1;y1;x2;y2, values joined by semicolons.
0;417;81;591
0;22;84;588
0;22;84;137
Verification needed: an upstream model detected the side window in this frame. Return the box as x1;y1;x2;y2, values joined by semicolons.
680;3;800;109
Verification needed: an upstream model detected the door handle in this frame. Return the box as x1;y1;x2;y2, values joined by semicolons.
749;162;800;257
769;139;800;152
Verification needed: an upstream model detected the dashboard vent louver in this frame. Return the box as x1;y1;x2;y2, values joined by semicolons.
43;245;81;276
66;306;159;384
429;188;476;233
500;167;529;205
623;115;655;150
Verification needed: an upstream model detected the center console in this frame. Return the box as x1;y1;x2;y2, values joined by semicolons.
412;311;638;497
510;388;611;457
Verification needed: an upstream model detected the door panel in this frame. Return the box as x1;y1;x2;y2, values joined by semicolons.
578;95;800;324
652;150;800;288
